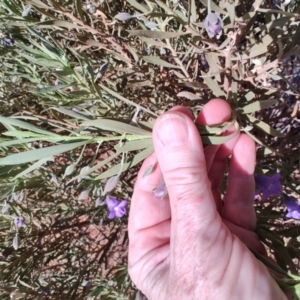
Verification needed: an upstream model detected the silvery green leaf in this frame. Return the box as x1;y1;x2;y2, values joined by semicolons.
145;21;158;29
22;6;31;17
115;12;133;21
143;56;180;69
64;164;75;177
0;141;87;165
103;175;120;195
128;30;189;39
13;235;19;250
177;91;201;100
96;147;153;180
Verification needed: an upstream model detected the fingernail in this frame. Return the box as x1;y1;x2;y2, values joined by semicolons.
156;114;189;146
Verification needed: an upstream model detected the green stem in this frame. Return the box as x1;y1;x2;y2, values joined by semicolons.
208;0;211;14
188;0;191;24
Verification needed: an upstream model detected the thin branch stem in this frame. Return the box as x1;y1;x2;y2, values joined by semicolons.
166;39;192;81
208;0;212;14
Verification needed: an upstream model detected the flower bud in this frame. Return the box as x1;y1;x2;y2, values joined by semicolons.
204;13;223;39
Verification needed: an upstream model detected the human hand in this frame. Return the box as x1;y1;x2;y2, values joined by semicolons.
128;99;287;300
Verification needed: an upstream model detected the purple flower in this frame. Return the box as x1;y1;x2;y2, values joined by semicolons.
153;183;168;199
285;197;300;220
204;13;223;39
105;195;127;219
0;38;14;46
14;216;25;228
255;173;282;200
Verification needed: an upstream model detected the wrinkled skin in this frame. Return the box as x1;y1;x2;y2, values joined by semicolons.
128;100;287;300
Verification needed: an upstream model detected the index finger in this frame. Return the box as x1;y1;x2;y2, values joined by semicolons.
128;107;193;266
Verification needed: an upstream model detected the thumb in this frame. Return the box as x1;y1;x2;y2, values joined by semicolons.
153;112;218;243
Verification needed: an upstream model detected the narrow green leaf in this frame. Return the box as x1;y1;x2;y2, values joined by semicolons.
81;119;152;136
240;100;278;114
0;166;16;177
199;0;227;14
76;36;132;64
128;30;189;39
0;141;87;165
114;138;153;153
52;69;74;77
244;114;284;137
50;107;90;121
143;160;157;177
0;137;47;148
147;12;187;25
128;80;154;88
0;116;59;136
201;127;239;145
127;0;149;13
197;120;235;135
14;157;52;179
153;0;178;14
201;71;225;97
241;91;255;102
99;84;157;117
25;0;50;9
245;131;274;154
68;152;119;183
225;3;235;25
262;34;273;47
75;0;85;22
96;147;154;179
138;36;168;48
19;53;61;68
68;91;90;97
34;20;83;29
143;56;180;69
190;0;197;23
3;131;44;138
205;53;221;82
177;91;201;100
248;43;268;59
250;247;293;278
33;84;71;93
127;45;139;63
